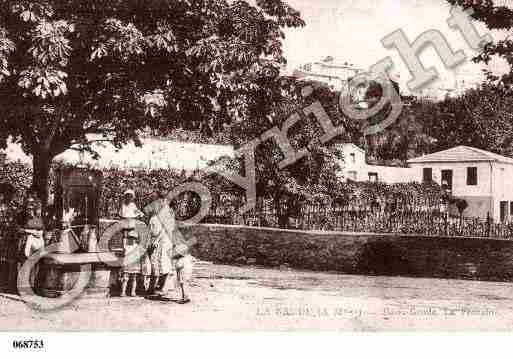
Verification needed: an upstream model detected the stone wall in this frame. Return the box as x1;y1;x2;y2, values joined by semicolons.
182;224;513;282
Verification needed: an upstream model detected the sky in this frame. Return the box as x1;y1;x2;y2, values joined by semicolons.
281;0;509;94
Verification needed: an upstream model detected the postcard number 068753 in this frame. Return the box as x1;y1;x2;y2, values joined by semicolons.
12;339;44;350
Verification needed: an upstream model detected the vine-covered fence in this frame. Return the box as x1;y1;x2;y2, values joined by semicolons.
201;203;504;238
2;161;513;239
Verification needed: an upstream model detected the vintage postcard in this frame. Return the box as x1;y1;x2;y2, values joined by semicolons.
1;0;513;346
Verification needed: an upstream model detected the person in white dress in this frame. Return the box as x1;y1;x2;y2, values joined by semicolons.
120;229;150;297
143;197;173;296
118;189;151;295
119;189;144;221
22;217;45;291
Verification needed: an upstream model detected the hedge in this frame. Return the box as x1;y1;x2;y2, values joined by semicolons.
0;161;445;221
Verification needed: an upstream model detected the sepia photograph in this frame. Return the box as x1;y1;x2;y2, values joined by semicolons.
1;0;513;346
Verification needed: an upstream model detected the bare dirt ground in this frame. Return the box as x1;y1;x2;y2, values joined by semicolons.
2;261;513;331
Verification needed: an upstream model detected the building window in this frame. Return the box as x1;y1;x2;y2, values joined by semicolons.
422;168;432;183
368;172;378;182
467;167;478;186
350;153;356;164
441;170;453;191
501;201;509;223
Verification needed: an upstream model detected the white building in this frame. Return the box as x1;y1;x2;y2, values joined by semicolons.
408;146;513;222
336;143;416;184
293;57;363;92
3;136;234;171
337;144;513;222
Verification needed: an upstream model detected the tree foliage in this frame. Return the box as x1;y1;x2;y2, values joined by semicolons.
0;0;305;203
364;101;435;166
363;83;513;165
446;0;513;86
422;84;513;156
210;79;346;227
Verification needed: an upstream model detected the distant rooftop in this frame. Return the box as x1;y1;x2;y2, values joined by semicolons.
299;57;362;72
407;146;513;165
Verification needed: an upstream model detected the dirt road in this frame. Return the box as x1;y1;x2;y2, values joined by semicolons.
1;262;513;331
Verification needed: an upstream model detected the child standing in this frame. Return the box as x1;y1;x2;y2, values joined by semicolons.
15;193;44;292
22;217;45;292
119;190;144;221
120;229;143;297
172;243;193;304
119;189;151;295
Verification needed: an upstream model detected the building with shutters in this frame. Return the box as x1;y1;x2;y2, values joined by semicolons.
407;146;513;222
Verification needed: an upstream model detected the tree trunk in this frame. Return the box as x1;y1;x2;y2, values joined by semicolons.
31;151;53;208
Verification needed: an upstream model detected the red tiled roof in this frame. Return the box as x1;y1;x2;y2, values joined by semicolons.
407;146;513;164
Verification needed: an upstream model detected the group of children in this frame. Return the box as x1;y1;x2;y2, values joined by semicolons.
119;189;192;303
1;186;192;303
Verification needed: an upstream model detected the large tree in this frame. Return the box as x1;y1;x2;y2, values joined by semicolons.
339;78;436;166
364;100;436;166
211;79;345;228
0;0;304;204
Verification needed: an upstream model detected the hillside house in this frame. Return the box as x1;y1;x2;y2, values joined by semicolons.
293;57;363;92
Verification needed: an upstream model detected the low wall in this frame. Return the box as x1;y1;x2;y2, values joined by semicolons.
182;224;513;282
